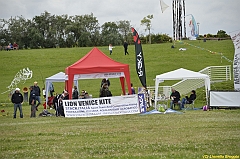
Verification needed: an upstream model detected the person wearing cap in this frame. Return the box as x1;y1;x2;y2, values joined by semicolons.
11;88;24;118
29;86;37;117
33;81;41;111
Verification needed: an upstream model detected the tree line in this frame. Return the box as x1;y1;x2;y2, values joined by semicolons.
0;11;172;49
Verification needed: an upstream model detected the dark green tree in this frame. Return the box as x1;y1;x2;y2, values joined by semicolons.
217;30;228;38
101;22;121;46
117;20;131;42
32;11;56;48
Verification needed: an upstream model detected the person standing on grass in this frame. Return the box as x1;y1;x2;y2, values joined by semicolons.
101;78;110;87
131;83;136;94
99;83;112;97
72;86;79;99
109;44;114;55
29;86;37;118
33;81;41;111
57;90;69;117
123;41;129;55
49;82;54;97
11;88;23;118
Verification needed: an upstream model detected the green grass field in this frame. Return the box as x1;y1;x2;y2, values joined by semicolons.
0;40;239;159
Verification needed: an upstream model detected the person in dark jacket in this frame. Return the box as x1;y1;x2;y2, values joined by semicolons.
123;41;129;55
72;86;79;99
33;81;41;111
29;86;37;117
11;88;23;118
99;83;112;97
131;83;136;94
101;78;110;87
181;90;196;108
170;88;181;109
57;90;69;117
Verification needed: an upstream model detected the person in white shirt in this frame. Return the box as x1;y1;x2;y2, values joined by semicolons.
109;44;114;55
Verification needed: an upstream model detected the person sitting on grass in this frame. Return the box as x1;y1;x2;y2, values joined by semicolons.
13;42;19;50
6;43;13;51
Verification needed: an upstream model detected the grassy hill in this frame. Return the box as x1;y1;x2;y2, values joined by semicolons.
0;40;239;159
0;40;234;102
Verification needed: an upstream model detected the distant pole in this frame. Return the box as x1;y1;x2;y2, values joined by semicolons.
183;0;186;38
172;0;186;40
197;22;200;37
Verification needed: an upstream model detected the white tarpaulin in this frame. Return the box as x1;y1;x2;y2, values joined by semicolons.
75;72;124;79
63;95;140;117
210;91;240;107
154;68;211;108
230;30;240;91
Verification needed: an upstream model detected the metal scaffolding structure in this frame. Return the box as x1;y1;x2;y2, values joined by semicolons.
172;0;186;40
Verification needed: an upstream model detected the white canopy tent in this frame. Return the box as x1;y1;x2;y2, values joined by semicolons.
45;72;78;104
154;68;211;108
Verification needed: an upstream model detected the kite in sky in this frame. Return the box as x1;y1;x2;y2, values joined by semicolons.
160;0;169;13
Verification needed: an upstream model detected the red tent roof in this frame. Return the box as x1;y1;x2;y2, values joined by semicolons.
66;47;128;74
65;47;132;99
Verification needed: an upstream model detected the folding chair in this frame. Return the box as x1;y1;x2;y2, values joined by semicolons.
173;101;181;110
185;100;195;109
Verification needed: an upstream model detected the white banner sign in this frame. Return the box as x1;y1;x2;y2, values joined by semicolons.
63;95;140;117
230;30;240;91
210;91;240;107
75;72;125;79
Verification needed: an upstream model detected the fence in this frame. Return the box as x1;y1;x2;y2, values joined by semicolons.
148;65;231;105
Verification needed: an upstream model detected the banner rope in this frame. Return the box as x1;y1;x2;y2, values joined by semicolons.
180;41;233;63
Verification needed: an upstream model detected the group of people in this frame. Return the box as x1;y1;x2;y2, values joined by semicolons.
72;86;91;99
170;88;196;110
11;76;138;118
53;90;69;117
11;81;42;118
5;42;19;51
108;41;129;55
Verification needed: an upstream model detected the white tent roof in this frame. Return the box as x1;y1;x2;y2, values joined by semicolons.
45;72;78;105
154;68;210;108
156;68;209;80
46;72;67;82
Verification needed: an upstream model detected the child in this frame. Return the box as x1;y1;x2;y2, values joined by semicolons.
109;44;114;55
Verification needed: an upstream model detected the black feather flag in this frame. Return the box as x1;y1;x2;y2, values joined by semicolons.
131;27;147;88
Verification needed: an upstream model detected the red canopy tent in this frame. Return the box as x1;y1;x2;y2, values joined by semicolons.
65;47;132;99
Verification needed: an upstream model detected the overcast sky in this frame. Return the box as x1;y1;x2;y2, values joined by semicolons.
0;0;239;37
